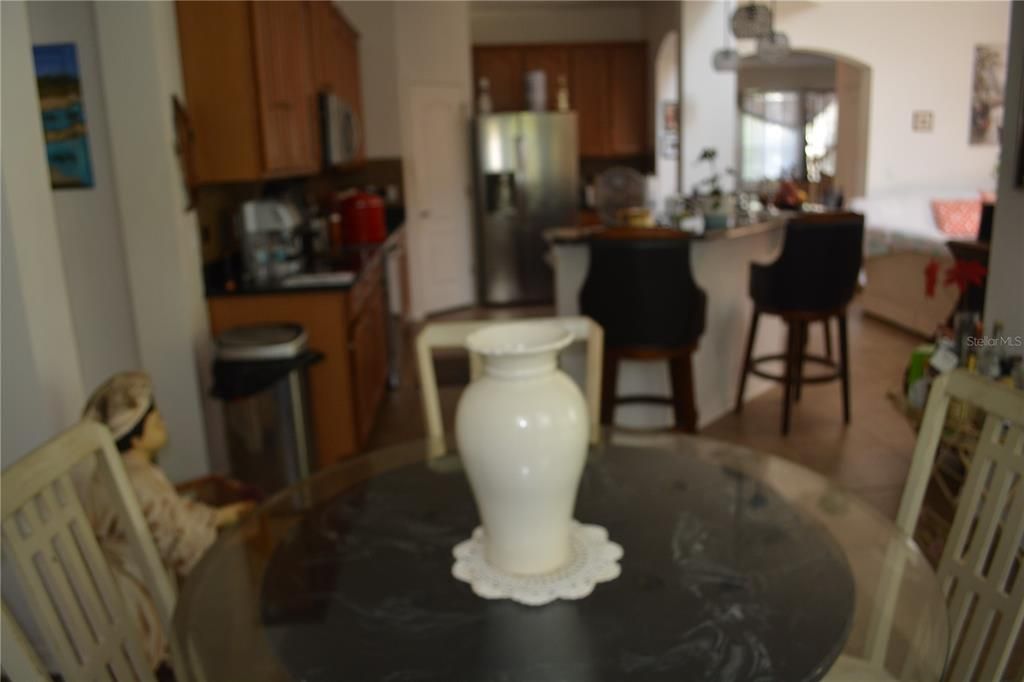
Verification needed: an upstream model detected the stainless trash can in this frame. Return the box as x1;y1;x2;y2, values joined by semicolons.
212;323;321;495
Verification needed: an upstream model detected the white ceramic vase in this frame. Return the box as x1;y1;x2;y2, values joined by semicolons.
455;321;588;575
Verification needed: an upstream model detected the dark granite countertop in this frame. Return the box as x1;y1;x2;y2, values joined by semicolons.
206;227;402;298
544;215;788;245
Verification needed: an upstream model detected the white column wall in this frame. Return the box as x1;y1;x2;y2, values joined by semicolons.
93;2;220;481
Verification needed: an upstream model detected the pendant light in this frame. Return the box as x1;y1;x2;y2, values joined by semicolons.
712;0;739;72
757;30;790;63
756;1;790;63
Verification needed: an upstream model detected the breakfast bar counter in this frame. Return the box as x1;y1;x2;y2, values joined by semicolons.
546;218;789;429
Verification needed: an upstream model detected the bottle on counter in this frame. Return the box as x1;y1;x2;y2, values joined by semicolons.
477;77;493;114
556;75;570;112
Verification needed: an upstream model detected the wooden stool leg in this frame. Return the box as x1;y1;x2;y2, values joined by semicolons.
838;312;851;424
734;309;760;413
782;320;798;435
795;320;807;402
669;351;698;433
823;318;833;362
600;350;619;425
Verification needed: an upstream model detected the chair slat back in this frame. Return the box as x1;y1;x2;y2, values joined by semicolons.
896;370;1024;681
1;421;177;681
416;316;604;456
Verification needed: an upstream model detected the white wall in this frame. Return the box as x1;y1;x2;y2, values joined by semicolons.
470;1;647;44
984;1;1024;338
26;1;141;393
1;0;85;454
774;1;1010;195
94;2;217;482
681;1;738;194
337;1;402;159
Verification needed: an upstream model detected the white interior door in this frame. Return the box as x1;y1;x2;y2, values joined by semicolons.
407;85;475;317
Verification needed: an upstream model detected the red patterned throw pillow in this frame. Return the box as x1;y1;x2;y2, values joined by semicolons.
931;199;981;238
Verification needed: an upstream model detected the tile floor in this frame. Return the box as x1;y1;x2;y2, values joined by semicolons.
366;298;924;520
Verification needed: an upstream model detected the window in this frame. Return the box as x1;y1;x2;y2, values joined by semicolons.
739;89;838;188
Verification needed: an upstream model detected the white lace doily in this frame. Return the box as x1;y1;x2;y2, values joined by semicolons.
451;521;623;606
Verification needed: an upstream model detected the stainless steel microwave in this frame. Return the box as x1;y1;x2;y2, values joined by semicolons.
319;92;360;166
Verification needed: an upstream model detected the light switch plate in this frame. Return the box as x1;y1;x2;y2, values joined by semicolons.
912;110;934;132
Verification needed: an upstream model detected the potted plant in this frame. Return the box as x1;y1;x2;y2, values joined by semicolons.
693;147;734;230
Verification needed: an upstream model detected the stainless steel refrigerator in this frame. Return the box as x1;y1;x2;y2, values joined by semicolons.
472;112;578;305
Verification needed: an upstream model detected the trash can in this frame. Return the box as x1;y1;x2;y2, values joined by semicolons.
212;323;322;495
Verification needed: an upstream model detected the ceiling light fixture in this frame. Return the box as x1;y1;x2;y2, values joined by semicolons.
757;30;790;63
712;0;739;72
731;3;773;39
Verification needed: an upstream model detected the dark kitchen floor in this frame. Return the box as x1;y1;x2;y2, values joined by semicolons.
365;298;922;521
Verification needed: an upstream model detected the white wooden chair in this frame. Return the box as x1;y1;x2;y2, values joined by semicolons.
416;316;604;457
828;370;1024;681
1;421;178;681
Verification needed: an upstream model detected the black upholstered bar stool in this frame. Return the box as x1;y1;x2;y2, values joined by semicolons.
735;212;864;435
580;229;707;432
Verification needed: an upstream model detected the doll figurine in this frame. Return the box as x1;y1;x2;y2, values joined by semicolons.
82;372;253;670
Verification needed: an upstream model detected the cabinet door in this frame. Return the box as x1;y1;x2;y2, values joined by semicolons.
336;12;365;161
523;46;570;110
570;46;610;157
251;1;318;176
473;47;525;112
608;44;648;156
350;284;388;444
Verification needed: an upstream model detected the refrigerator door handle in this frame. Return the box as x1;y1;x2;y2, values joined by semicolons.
513;134;527;216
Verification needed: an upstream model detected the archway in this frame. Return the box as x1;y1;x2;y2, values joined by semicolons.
653;30;680;208
736;49;870;203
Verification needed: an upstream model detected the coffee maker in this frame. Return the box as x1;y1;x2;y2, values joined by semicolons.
238;200;305;284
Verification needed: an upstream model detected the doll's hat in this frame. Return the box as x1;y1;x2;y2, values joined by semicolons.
82;372;154;442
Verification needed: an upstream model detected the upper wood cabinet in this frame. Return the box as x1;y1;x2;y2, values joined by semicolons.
607;44;648;157
473;47;526;112
472;42;649;159
251;1;318;176
309;0;365;162
176;0;363;184
570;45;611;157
523;46;570;111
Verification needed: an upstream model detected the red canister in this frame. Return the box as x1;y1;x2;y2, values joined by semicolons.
341;190;386;244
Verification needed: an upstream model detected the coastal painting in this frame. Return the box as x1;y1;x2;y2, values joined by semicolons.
968;44;1007;146
33;43;93;188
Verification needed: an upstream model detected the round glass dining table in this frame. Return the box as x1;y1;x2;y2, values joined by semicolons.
172;432;949;682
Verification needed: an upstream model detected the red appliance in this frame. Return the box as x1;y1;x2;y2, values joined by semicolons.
341;190;386;244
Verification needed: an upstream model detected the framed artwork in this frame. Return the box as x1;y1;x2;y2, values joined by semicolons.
32;43;94;188
968;44;1007;146
660;101;679;160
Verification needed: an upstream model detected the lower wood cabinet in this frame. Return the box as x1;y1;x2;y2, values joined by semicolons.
207;254;389;469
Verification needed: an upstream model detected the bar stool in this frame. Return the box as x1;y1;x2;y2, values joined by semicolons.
580;229;706;432
735;212;864;435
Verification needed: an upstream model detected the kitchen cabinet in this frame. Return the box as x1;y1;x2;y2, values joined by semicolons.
607;44;648;156
473;47;525;112
251;1;318;175
570;45;612;157
176;0;363;184
472;42;649;159
206;251;389;469
523;46;570;110
309;0;365;162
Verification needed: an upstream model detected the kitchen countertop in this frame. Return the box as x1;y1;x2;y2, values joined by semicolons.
206;226;403;298
544;215;787;245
